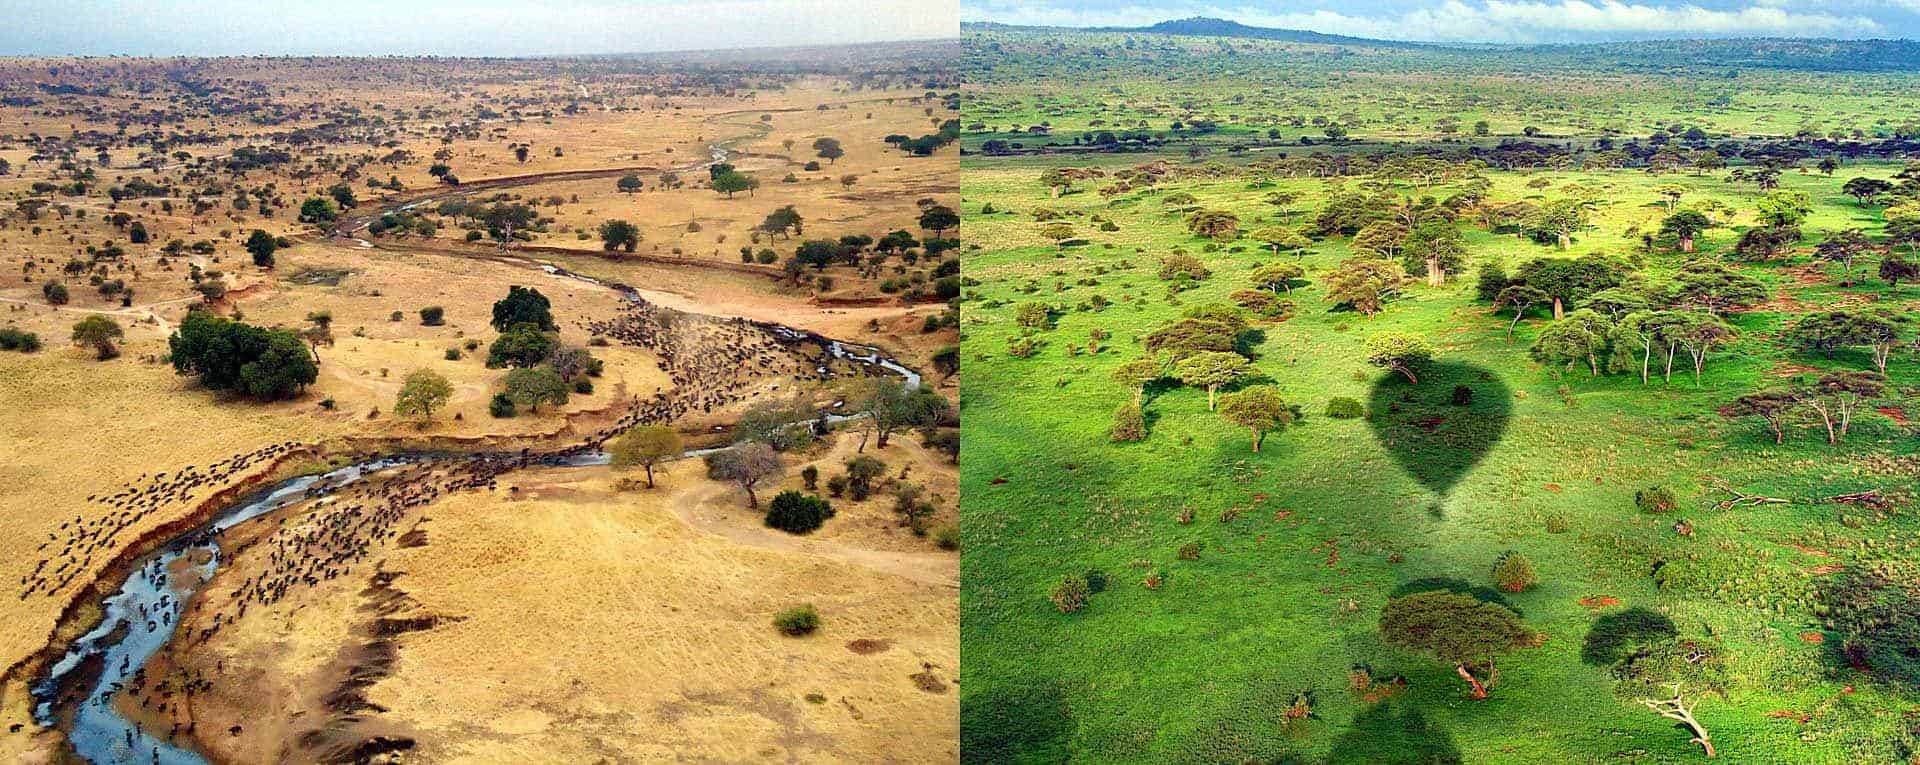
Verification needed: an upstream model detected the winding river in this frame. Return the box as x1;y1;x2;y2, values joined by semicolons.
31;159;923;762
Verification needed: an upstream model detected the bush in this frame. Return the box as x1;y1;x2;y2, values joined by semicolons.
1178;542;1203;560
488;393;516;418
1635;486;1679;514
1110;402;1145;442
800;465;819;490
765;490;835;534
0;328;42;352
444;348;461;361
1050;575;1090;613
572;378;593;394
773;604;820;635
419;306;445;325
1326;397;1365;419
934;523;959;550
1492;550;1539;593
42;282;69;305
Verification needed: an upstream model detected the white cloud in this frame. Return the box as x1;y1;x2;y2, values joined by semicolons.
964;0;1884;43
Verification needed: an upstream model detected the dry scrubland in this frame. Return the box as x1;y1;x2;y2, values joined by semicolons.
0;47;958;763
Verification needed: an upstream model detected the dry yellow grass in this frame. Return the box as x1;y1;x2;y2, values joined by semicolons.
175;449;955;764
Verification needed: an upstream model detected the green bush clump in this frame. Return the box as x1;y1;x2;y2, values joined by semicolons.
1084;569;1109;594
1110;402;1146;441
773;604;820;635
488;393;516;418
1635;486;1679;514
1051;575;1090;613
765;490;835;534
1326;397;1365;419
0;328;42;352
1492;550;1539;593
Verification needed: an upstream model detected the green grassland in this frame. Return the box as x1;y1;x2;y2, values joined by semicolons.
959;148;1920;762
962;29;1920;152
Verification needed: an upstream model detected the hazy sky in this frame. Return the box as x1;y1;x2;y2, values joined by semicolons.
963;0;1920;43
1;0;958;56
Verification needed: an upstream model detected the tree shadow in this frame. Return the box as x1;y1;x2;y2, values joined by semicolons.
1366;362;1512;513
960;681;1076;765
1326;701;1463;765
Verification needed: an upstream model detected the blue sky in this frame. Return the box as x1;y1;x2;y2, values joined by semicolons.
0;0;958;56
962;0;1920;43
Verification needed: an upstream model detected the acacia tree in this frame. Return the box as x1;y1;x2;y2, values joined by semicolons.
1671;260;1766;316
709;441;783;508
1326;257;1409;316
1364;332;1434;383
1379;591;1535;699
1250;226;1310;257
610;424;683;488
1531;309;1610;377
503;366;569;412
1513;254;1626;319
1218;384;1295;452
1843;176;1892;206
394;369;453;424
1250;261;1305;295
1493;285;1549;341
1185;210;1240;241
1793;371;1886;443
1175;351;1252;411
70;315;123;360
1814;229;1873;286
850;378;948;450
1720;389;1798;444
1672;313;1737;386
1111;357;1164;407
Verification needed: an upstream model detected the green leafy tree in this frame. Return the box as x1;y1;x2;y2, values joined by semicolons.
503;366;569;412
70;315;123;360
1658;210;1711;252
1403;221;1466;285
712;171;757;198
298;197;338;225
708;442;784;508
1379;590;1535;699
393;369;453;423
1756;190;1814;227
1217;384;1295;452
608;424;682;488
491;286;554;332
1326;257;1409;316
1530;309;1611;377
1111;357;1164;407
1364;332;1434;383
1174;351;1253;411
245;229;277;268
1250;261;1305;295
598;219;640;253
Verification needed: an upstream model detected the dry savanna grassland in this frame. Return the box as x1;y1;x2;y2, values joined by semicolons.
0;44;958;764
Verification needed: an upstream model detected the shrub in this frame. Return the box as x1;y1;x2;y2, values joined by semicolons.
572;378;593;394
1110;402;1145;442
0;328;42;352
773;604;820;635
1326;397;1365;419
934;523;959;550
1178;542;1203;560
42;282;69;305
444;348;461;361
1635;486;1679;514
765;490;835;534
800;465;819;490
1545;514;1570;534
488;393;516;418
1051;575;1090;613
419;306;445;326
1492;550;1539;593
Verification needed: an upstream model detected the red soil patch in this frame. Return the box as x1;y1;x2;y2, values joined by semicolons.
1878;406;1909;425
1809;564;1845;575
1799;631;1826;644
847;639;893;655
1544;483;1564;493
989;477;1008;485
1578;595;1621;609
1786;543;1832;558
1767;710;1813;724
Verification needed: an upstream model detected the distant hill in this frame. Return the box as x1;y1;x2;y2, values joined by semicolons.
963;17;1920;71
